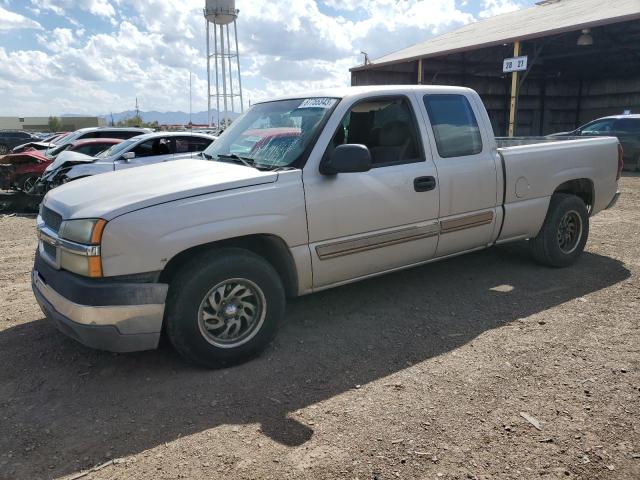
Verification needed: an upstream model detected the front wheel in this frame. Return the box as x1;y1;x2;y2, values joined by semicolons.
530;193;589;268
165;248;285;368
21;175;39;193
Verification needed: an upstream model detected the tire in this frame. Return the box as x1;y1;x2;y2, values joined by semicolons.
0;144;8;155
20;175;39;193
165;248;285;368
530;193;589;268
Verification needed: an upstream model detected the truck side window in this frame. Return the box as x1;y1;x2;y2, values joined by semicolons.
423;94;483;158
330;97;422;167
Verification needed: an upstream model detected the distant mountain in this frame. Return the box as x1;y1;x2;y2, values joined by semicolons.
62;110;241;125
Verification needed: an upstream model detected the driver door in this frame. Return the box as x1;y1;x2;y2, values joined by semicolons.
303;95;440;289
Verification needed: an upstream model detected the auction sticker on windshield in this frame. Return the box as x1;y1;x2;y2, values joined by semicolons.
298;98;337;109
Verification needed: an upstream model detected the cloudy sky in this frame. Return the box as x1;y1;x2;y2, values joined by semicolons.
0;0;536;116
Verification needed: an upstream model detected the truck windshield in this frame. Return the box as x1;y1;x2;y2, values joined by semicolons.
203;97;338;168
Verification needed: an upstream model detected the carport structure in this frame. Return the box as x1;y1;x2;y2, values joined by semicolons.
350;0;640;136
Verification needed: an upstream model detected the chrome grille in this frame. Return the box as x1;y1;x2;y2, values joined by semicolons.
42;206;62;233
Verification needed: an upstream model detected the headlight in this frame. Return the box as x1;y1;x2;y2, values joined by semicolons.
59;218;106;244
58;218;107;277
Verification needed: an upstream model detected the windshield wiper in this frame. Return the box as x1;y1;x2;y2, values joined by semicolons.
201;151;214;160
216;153;255;168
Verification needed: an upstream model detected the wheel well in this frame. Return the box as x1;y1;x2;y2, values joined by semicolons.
554;179;594;212
158;234;299;298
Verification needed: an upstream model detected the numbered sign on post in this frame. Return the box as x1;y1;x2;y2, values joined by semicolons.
503;56;528;73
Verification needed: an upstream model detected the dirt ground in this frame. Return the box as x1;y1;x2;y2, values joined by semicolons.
0;177;639;480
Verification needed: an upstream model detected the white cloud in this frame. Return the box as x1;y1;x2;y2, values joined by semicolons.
0;6;42;31
479;0;522;18
37;27;76;52
0;0;530;116
35;0;116;18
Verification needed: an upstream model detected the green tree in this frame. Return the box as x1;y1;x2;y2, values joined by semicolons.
48;116;62;132
116;114;144;127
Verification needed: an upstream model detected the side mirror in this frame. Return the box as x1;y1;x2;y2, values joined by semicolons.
122;152;135;160
321;144;372;175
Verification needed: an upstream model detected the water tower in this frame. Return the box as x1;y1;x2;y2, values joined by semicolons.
204;0;243;129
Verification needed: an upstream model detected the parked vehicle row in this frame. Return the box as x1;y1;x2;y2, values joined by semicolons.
1;127;217;193
0;127;149;192
32;86;622;367
36;131;216;193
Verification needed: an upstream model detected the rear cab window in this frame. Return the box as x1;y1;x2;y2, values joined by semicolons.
423;94;483;158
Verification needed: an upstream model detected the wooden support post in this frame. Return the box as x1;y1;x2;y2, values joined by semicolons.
417;58;423;85
508;41;520;137
575;78;583;128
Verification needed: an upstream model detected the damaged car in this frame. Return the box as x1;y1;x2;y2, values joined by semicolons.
10;132;69;154
1;138;123;192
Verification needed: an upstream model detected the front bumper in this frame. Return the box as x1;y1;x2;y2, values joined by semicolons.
606;191;621;210
32;252;168;353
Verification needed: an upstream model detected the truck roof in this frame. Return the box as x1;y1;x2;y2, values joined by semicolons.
258;85;476;104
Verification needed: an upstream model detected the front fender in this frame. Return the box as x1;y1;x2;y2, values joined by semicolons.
100;171;309;278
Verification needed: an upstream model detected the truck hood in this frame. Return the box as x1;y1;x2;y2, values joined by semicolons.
44;160;279;220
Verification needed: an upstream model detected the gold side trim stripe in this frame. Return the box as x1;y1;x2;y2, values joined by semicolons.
316;223;440;260
315;211;494;260
440;211;494;234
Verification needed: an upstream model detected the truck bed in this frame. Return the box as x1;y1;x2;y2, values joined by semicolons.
495;136;583;148
495;136;620;244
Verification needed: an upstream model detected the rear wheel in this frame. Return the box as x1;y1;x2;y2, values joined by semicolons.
530;193;589;268
165;248;285;368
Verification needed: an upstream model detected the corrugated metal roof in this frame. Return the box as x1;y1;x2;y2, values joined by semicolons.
352;0;640;71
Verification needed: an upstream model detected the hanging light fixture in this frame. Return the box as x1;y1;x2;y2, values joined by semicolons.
577;28;594;46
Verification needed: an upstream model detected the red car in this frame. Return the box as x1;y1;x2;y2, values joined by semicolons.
2;138;123;192
229;127;301;161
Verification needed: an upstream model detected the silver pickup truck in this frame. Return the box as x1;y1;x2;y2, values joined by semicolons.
32;86;622;367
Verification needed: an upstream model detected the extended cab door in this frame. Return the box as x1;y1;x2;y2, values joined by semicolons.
303;95;440;289
417;92;500;257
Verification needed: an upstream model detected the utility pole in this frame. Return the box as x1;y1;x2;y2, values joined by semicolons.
189;72;193;127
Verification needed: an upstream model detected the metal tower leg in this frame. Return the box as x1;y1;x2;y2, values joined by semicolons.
220;25;228;127
234;19;243;113
213;23;220;129
226;24;235;115
206;19;211;127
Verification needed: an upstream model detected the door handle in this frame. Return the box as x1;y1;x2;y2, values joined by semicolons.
414;176;436;192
